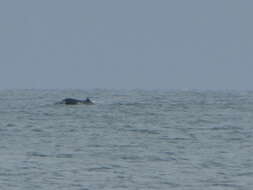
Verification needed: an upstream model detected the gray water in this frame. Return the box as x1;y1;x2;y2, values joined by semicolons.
0;89;253;190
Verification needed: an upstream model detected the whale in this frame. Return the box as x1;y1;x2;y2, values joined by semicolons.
58;98;94;105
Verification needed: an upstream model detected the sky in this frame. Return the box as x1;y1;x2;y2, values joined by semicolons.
0;0;252;90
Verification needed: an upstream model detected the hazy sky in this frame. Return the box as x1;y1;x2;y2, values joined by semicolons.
0;0;252;90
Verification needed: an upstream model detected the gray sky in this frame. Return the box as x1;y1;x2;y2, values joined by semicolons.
0;0;252;90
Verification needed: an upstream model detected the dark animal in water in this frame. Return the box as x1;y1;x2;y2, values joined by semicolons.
59;98;94;105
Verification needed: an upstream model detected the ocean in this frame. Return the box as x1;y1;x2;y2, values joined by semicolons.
0;89;252;190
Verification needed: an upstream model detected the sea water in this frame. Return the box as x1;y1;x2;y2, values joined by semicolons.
0;89;252;190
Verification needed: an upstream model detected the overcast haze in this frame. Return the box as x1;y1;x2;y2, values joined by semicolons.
0;0;252;90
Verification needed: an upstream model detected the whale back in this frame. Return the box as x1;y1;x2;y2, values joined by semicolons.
59;98;94;105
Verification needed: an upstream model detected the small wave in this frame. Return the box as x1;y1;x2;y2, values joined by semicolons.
6;123;16;127
147;155;176;162
129;129;160;135
87;166;112;172
26;152;50;158
120;155;142;161
115;102;147;107
237;172;253;177
56;153;74;158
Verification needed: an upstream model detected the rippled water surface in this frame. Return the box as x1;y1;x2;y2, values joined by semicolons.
0;89;253;190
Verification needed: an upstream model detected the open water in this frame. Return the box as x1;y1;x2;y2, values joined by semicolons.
0;89;253;190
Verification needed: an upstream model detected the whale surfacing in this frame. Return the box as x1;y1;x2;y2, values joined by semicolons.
59;98;94;105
